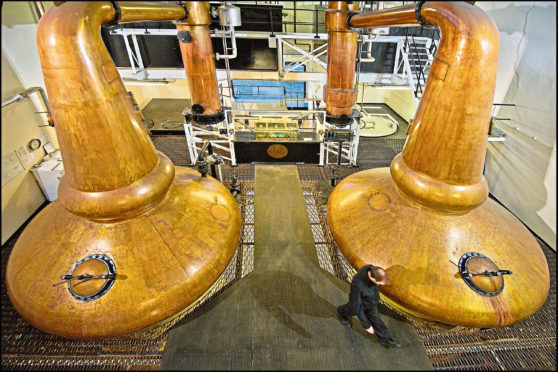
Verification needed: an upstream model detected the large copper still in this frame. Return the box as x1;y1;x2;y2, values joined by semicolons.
326;1;549;328
5;1;240;339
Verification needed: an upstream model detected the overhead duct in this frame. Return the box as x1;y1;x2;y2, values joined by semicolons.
327;1;549;328
176;1;225;125
5;1;240;339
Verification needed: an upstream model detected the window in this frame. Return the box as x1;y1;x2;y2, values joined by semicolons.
232;80;307;109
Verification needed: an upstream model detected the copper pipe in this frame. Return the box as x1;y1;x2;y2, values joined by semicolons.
176;2;223;124
36;1;185;200
324;1;359;125
349;4;418;29
349;1;498;213
119;1;186;23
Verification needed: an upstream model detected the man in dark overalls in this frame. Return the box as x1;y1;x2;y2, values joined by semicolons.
337;264;401;348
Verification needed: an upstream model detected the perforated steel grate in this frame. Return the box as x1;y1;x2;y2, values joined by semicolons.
386;138;405;153
300;181;356;283
297;164;326;180
237;181;255;278
2;355;162;371
222;164;255;181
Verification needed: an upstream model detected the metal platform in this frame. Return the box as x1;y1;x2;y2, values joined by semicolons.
141;98;189;133
233;131;321;164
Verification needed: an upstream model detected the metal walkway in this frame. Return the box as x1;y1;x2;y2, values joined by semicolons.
161;164;432;370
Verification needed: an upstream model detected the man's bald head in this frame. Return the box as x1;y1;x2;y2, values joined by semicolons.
368;266;391;285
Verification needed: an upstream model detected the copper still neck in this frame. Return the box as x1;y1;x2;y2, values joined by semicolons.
37;1;186;220
346;1;499;213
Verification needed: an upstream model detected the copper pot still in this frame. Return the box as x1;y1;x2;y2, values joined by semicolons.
326;1;549;328
5;1;240;339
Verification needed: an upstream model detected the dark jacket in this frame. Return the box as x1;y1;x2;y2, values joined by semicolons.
347;265;380;329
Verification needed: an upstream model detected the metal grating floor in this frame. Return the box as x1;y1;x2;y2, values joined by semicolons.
1;136;555;370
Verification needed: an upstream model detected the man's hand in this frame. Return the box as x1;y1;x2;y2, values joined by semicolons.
365;326;375;334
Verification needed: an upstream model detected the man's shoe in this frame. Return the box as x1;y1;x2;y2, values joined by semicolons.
380;338;401;348
336;308;351;328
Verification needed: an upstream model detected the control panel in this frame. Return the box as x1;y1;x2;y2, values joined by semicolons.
324;129;353;142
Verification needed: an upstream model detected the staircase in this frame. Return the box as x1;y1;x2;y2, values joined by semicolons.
390;27;439;106
406;36;432;99
407;27;440;101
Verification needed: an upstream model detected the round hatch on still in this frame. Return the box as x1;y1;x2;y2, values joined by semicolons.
458;252;512;297
64;255;117;301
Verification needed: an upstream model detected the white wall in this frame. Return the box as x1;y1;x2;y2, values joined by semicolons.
1;1;58;147
1;53;48;244
1;2;58;244
477;2;556;249
356;85;416;122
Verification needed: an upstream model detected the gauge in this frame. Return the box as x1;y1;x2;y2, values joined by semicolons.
28;138;41;150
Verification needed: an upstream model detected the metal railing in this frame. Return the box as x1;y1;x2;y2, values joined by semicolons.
404;27;440;100
1;86;53;126
215;3;326;35
491;103;556;150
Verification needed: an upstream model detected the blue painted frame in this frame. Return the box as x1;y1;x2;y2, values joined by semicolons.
232;63;307;108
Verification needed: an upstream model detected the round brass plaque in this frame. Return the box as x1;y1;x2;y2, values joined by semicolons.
368;192;391;211
267;144;288;159
210;204;230;221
